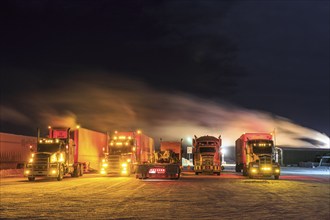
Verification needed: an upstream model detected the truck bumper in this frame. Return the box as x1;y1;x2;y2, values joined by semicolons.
100;168;130;176
194;165;221;175
136;164;181;179
24;169;59;177
249;167;281;177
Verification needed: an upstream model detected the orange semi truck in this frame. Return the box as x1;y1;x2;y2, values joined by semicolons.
136;140;182;179
24;127;107;181
193;135;222;175
100;130;154;176
235;133;281;179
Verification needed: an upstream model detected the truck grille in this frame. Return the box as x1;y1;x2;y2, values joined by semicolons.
259;156;272;165
108;155;121;171
32;154;50;171
202;156;213;166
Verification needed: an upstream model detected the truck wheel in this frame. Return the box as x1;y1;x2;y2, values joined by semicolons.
195;172;199;175
235;164;240;172
217;172;220;176
28;177;35;181
57;166;64;181
243;168;248;176
79;164;84;176
274;175;279;180
71;166;79;177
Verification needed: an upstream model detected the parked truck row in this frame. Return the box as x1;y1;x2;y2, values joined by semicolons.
23;126;281;181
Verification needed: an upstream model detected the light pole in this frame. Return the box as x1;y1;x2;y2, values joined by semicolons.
221;148;226;164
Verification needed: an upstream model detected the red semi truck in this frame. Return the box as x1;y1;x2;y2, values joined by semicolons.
136;140;182;179
24;126;107;181
235;133;281;179
100;130;154;176
193;135;222;175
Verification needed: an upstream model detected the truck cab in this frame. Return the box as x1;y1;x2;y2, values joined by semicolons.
193;135;222;176
100;130;154;176
235;133;281;179
24;133;72;181
24;127;83;181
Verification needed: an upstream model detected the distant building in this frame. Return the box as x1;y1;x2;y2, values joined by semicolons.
277;146;330;166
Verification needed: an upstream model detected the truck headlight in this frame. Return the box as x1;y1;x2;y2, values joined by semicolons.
58;153;65;162
50;153;58;163
121;163;127;168
251;168;257;173
275;169;280;173
25;170;30;175
102;163;108;167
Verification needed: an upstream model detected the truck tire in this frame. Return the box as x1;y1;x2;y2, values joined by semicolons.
71;166;79;177
243;167;248;176
217;172;220;176
274;175;279;180
195;172;199;175
28;177;35;181
57;165;64;181
79;164;84;176
235;164;240;172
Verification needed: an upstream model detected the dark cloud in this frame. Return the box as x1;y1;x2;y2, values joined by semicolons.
0;1;329;144
1;0;242;98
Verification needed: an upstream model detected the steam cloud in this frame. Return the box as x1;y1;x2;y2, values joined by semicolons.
2;73;329;149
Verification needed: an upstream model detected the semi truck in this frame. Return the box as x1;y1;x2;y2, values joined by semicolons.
235;133;281;179
136;140;182;179
193;135;222;175
24;126;107;181
100;130;154;176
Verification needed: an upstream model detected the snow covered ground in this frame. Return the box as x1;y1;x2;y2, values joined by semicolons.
1;167;329;219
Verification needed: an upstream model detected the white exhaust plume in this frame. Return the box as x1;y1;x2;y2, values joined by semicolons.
3;73;329;149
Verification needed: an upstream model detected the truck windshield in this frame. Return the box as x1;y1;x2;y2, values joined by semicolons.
199;147;216;153
37;144;60;153
248;140;273;154
109;146;132;155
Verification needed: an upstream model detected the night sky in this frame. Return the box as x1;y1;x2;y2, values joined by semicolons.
1;1;329;148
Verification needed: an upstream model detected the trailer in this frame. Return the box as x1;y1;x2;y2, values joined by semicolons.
235;133;281;179
136;140;182;179
100;130;154;176
0;132;36;169
24;126;107;181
